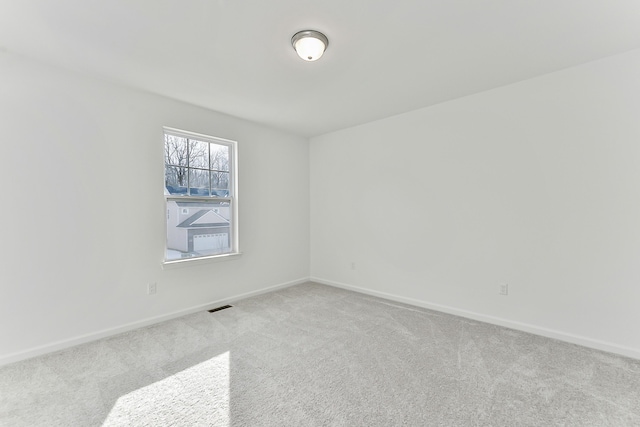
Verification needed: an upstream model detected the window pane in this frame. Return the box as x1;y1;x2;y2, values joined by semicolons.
188;139;209;169
211;171;230;196
189;168;210;196
165;166;188;194
164;129;236;263
164;135;188;166
210;144;229;171
166;199;232;260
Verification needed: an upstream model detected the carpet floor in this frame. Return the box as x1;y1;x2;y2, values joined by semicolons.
1;282;639;426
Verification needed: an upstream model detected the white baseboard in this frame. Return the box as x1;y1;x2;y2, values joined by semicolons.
310;276;640;361
0;277;309;367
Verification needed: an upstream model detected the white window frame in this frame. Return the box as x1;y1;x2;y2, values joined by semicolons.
162;127;239;265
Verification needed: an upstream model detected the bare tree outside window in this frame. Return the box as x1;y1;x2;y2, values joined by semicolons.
164;134;228;196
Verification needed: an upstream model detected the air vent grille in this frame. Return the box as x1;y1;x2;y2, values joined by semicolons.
208;305;233;313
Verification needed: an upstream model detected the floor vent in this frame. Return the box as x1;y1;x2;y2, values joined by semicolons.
208;305;233;313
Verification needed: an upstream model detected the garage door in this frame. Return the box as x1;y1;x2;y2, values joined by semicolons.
193;233;228;252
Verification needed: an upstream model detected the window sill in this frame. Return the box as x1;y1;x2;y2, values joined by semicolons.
162;252;242;269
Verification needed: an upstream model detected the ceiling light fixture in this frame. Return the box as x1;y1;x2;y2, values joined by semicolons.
291;30;329;62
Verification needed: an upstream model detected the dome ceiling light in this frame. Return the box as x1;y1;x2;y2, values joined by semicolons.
291;30;329;62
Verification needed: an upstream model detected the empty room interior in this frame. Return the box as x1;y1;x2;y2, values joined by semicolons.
1;1;640;426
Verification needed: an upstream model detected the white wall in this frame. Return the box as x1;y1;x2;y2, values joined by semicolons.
310;49;640;358
0;53;310;362
4;47;640;364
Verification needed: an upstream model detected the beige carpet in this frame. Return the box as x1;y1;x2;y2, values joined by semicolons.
1;282;639;426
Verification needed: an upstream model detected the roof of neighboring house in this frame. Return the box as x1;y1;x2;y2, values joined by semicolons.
166;186;229;197
174;200;229;207
177;209;229;228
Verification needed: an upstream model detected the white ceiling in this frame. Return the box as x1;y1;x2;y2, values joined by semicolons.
2;1;640;137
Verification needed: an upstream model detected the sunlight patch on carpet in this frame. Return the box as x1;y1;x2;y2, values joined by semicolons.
102;352;230;426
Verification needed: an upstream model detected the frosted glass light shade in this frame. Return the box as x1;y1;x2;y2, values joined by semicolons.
291;30;329;62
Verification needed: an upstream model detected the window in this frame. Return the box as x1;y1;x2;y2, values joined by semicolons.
163;127;238;263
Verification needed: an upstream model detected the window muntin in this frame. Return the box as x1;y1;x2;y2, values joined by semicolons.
163;128;238;263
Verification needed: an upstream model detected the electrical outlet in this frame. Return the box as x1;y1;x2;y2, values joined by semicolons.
148;282;157;295
499;283;508;296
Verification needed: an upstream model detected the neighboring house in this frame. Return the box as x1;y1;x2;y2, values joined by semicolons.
166;200;230;256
